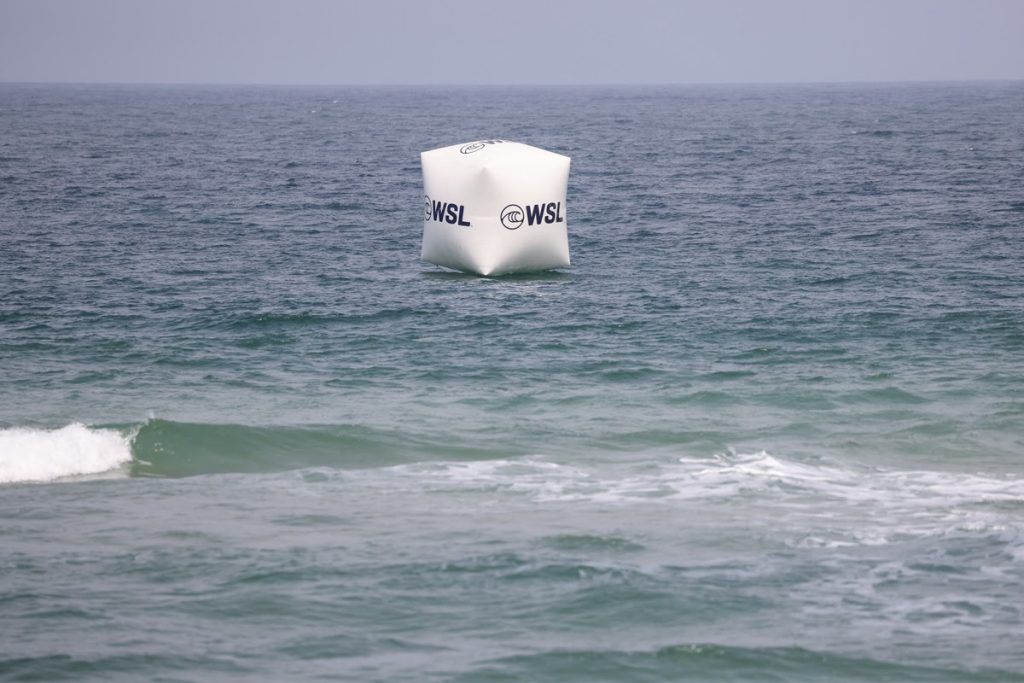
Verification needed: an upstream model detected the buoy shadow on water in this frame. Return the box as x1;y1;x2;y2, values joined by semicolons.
420;269;572;282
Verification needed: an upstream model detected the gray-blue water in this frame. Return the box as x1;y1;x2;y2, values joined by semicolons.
1;82;1023;681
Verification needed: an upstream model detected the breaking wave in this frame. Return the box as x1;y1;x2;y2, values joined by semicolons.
0;418;518;483
0;423;133;483
3;416;1022;546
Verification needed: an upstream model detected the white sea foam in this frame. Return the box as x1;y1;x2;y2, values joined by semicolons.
370;450;1024;547
0;423;133;483
381;451;1022;506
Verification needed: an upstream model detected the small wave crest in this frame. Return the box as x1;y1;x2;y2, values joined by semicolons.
127;419;516;478
0;423;133;483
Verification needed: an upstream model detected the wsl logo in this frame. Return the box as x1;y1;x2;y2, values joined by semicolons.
500;204;524;230
500;202;564;230
424;195;471;227
460;140;505;155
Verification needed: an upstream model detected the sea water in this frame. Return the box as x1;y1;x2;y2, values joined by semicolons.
1;83;1023;681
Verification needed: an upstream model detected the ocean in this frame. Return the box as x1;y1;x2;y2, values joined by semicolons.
1;82;1022;681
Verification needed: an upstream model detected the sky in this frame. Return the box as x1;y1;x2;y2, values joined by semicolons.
1;0;1022;85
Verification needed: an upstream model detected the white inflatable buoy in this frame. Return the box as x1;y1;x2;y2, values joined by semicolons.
420;140;570;276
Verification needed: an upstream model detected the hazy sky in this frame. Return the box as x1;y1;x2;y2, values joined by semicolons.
1;0;1022;85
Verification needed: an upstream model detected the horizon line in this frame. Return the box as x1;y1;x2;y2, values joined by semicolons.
2;77;1022;88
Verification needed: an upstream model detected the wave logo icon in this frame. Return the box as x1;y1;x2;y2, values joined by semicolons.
460;139;505;155
500;204;524;230
424;195;432;220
